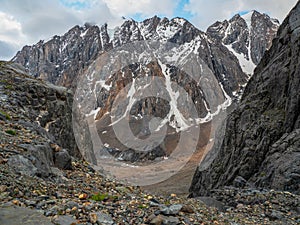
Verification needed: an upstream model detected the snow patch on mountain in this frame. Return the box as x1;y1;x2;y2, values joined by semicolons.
110;77;137;126
156;19;183;41
242;11;254;29
196;82;232;124
80;28;89;38
157;60;191;132
225;42;256;75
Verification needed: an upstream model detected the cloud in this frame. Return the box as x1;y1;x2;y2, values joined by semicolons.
0;11;26;44
0;11;27;60
102;0;178;18
0;0;122;60
1;0;82;41
184;0;298;30
0;40;19;60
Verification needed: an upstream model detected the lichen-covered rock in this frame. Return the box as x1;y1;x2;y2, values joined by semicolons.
0;62;80;178
190;2;300;196
0;62;78;158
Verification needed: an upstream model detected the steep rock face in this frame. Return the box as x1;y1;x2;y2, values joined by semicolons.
190;2;300;196
75;56;226;163
0;62;78;157
12;24;104;88
207;10;279;75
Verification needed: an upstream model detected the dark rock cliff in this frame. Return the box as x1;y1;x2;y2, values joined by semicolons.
190;1;300;196
0;62;79;158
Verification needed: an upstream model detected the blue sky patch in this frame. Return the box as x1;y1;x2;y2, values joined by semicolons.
60;0;90;10
238;10;251;16
130;0;193;21
174;0;193;19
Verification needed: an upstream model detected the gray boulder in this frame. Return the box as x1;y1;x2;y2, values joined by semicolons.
7;155;37;177
54;149;72;170
19;144;54;178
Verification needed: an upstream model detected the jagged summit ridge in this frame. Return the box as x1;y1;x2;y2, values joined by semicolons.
11;13;280;164
13;15;250;100
207;10;279;75
11;13;278;157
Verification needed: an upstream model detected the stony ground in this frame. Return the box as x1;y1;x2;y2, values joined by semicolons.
0;107;299;225
1;158;300;225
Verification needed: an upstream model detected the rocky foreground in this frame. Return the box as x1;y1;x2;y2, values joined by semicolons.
0;61;299;225
1;147;300;225
1;159;300;225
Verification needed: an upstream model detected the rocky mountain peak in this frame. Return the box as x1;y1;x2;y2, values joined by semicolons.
207;10;279;75
1;4;300;224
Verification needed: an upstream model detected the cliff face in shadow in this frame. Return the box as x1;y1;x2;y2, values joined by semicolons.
190;1;300;196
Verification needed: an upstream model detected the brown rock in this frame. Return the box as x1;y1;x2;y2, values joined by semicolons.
89;213;97;223
181;205;194;213
149;215;163;225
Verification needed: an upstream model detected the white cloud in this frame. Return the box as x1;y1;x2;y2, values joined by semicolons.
0;11;27;60
0;40;19;60
184;0;298;30
102;0;178;18
0;0;121;60
0;12;26;45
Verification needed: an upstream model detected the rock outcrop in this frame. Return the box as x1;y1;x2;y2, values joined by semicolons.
12;24;104;88
0;61;77;178
190;2;300;196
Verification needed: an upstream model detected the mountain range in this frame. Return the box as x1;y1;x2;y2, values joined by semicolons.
13;10;278;91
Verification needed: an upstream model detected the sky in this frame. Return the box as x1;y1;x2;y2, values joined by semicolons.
0;0;298;60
